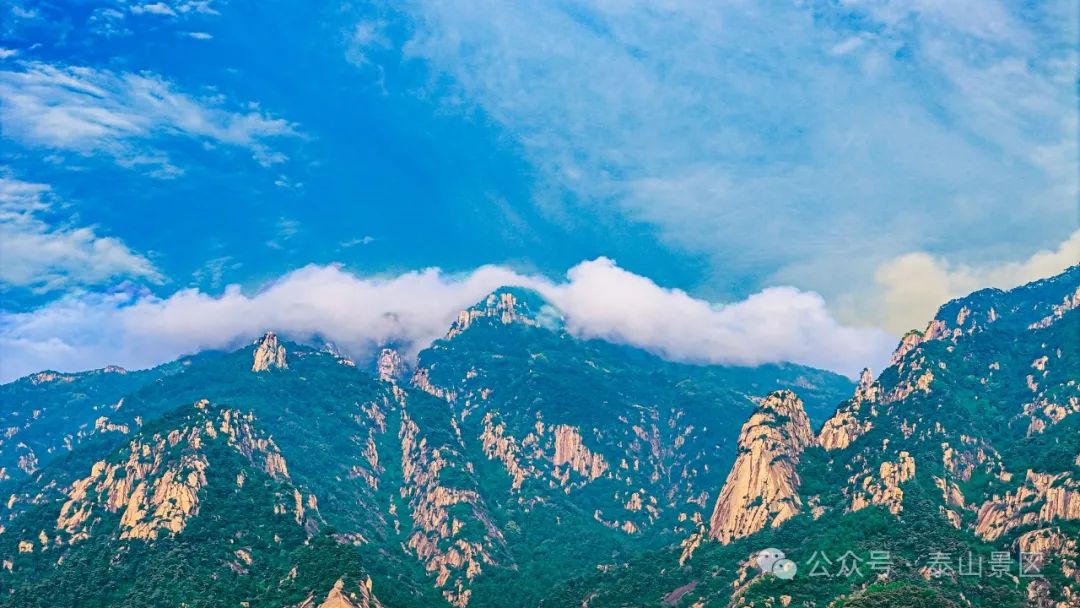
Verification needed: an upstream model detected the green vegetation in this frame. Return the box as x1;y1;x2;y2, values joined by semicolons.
0;269;1076;607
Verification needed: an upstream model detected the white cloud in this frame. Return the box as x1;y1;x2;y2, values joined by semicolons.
543;259;896;378
0;61;298;174
870;230;1080;333
374;0;1077;306
131;3;176;16
0;176;161;291
0;48;17;59
346;20;390;66
129;0;218;17
88;7;131;38
183;31;213;40
266;217;301;249
829;35;867;56
340;236;375;248
0;259;895;383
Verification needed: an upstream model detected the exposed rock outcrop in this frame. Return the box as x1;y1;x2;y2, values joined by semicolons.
478;412;535;491
850;451;916;515
55;402;293;543
889;330;926;367
1015;527;1078;559
375;348;407;383
975;470;1080;541
818;368;878;451
252;332;288;372
551;425;608;483
398;409;498;607
411;367;456;402
445;290;541;340
314;578;382;608
1029;286;1080;329
29;372;75;385
708;391;814;544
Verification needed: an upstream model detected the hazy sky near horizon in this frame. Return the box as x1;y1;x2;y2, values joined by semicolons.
1;0;1077;382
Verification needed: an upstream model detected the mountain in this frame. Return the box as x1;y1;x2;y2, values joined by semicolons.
0;286;855;608
545;266;1080;608
707;390;815;546
0;364;172;495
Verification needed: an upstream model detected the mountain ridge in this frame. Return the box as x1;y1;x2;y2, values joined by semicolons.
542;265;1080;608
1;268;1077;607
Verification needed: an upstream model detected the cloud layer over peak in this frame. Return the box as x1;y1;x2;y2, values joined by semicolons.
548;259;893;376
0;259;895;383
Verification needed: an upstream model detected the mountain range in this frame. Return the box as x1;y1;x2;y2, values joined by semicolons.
0;268;1077;608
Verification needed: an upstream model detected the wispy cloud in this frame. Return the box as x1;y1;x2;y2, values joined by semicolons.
0;175;161;292
0;258;896;382
370;0;1077;308
340;236;375;248
183;31;213;40
266;217;301;250
191;255;240;289
0;61;299;175
130;0;219;17
346;19;390;66
88;7;132;38
130;3;177;17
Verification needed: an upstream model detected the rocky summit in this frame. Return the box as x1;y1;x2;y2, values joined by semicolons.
1;269;1078;608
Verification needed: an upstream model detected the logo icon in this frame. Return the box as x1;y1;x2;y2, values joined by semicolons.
756;548;798;580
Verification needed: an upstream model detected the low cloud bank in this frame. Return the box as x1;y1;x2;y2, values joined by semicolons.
545;260;895;377
0;259;896;382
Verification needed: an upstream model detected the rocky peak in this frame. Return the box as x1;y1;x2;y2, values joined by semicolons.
853;367;877;400
708;390;814;544
252;331;288;372
444;287;554;339
888;329;927;367
756;390;815;429
375;348;407;383
818;368;880;451
311;578;382;608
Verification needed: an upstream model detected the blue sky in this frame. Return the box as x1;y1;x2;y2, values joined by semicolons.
1;0;1077;381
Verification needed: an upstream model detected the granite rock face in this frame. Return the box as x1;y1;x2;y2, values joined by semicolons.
708;390;814;544
252;331;288;372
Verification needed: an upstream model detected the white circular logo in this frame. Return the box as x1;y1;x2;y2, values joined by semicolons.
756;548;797;580
756;548;785;573
773;558;798;579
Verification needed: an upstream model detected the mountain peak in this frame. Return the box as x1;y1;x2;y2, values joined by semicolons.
252;331;288;372
708;390;814;544
444;286;558;339
756;389;810;419
856;367;874;389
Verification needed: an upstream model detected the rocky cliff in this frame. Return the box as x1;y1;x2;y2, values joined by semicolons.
708;390;814;544
252;331;289;371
